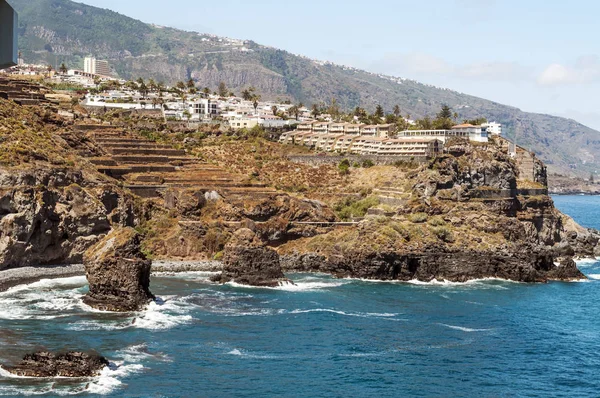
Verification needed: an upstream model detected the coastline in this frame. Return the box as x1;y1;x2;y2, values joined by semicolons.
0;256;596;294
0;261;223;293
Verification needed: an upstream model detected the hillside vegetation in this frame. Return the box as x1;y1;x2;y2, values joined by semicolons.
7;0;600;176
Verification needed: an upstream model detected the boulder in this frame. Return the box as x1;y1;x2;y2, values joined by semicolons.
212;228;290;287
83;228;154;312
2;352;109;378
547;257;587;281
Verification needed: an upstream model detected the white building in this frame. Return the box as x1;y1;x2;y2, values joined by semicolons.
84;57;110;76
483;122;502;136
188;99;218;118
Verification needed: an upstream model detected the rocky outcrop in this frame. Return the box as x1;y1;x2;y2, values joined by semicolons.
2;352;109;378
212;228;290;287
0;168;136;270
217;194;337;243
561;214;600;258
282;244;585;283
83;228;154;312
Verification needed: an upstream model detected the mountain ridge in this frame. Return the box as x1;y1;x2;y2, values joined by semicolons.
7;0;600;176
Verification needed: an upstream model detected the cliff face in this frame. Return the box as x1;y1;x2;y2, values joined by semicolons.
0;98;137;269
0;168;136;269
279;141;590;283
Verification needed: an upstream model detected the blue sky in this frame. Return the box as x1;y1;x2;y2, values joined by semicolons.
76;0;600;129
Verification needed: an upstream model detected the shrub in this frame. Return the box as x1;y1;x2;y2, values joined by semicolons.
408;212;428;223
428;216;446;226
362;159;375;168
335;196;380;221
338;159;351;175
433;226;455;243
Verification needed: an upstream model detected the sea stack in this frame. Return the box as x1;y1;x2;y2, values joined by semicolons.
83;228;154;312
212;228;291;287
1;352;109;378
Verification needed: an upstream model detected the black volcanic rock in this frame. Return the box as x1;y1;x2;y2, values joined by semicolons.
83;228;154;312
2;352;109;378
212;228;291;287
282;245;586;283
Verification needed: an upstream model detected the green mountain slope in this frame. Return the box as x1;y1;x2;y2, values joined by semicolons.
7;0;600;176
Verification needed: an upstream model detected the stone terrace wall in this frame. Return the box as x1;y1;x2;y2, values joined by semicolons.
288;155;429;167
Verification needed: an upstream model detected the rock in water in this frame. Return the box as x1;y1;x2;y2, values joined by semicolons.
83;228;154;312
212;228;290;287
2;352;109;378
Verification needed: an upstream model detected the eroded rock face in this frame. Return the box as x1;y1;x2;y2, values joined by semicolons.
282;245;585;283
1;352;109;378
212;228;290;287
0;168;136;270
83;228;154;312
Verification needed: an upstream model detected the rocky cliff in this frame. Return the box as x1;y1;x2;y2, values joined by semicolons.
0;99;138;270
83;227;154;312
279;140;591;283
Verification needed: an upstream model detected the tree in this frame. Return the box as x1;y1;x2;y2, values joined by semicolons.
288;105;301;120
183;110;192;122
590;173;595;183
251;94;261;114
437;105;452;120
59;63;67;74
139;82;149;97
328;98;340;120
156;81;165;95
374;105;384;119
203;87;211;97
416;116;433;130
241;87;256;101
136;77;145;87
393;105;401;117
311;104;321;119
187;78;195;90
218;81;228;97
385;114;397;124
148;79;156;92
176;81;186;91
271;105;278;116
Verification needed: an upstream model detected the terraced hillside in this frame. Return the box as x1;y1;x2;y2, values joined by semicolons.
78;124;277;201
7;0;600;177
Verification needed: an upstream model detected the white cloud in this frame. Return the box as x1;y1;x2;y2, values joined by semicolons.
537;56;600;86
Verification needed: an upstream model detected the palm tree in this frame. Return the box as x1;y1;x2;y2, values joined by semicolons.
176;81;186;91
156;81;165;96
203;87;211;97
148;78;157;93
187;78;195;91
311;104;320;119
59;63;68;74
251;94;261;115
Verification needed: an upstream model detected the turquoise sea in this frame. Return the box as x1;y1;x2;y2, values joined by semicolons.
0;195;599;397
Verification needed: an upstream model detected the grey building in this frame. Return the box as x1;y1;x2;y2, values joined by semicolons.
0;0;17;69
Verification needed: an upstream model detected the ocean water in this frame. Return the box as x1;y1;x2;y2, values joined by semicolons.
0;196;599;397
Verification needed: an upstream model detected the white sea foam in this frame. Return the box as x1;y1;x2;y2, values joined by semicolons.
86;363;144;395
226;279;348;291
152;271;219;281
288;308;401;320
575;258;599;267
439;323;493;332
69;298;194;331
226;348;282;360
586;274;600;280
0;361;143;396
0;285;87;320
